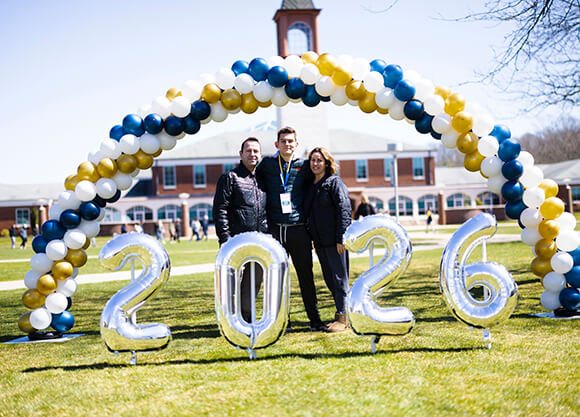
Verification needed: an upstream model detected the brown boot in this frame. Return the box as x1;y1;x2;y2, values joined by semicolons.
327;313;349;333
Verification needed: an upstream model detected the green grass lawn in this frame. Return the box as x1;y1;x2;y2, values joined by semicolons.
1;236;578;416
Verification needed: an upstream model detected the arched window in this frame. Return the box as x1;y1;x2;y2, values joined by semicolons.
103;207;122;223
126;205;153;222
287;22;312;55
446;193;471;208
190;203;213;223
368;197;384;211
418;194;438;214
388;196;413;216
476;192;500;206
158;204;181;221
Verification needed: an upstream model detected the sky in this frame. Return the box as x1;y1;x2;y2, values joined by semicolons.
1;0;576;185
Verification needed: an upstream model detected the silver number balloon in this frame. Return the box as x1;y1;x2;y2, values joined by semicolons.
344;215;415;336
99;232;172;353
215;232;289;351
440;213;518;328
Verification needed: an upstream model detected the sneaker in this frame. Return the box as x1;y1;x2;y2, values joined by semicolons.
309;322;328;332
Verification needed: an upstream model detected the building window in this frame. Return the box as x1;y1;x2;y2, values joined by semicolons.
223;163;235;173
388;196;413;216
194;165;206;188
418;195;438;214
16;208;30;226
384;158;393;181
287;22;312;55
126;205;153;222
103;207;122;223
163;166;176;189
447;193;471;208
158;204;182;221
476;192;500;206
356;160;368;182
190;203;213;223
369;197;384;212
571;186;580;202
412;157;424;179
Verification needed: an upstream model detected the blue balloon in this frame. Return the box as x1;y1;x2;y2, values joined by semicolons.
191;100;211;121
415;114;433;134
79;201;100;221
565;265;580;288
517;218;526;229
501;159;524;180
302;85;321;107
248;58;269;82
370;59;387;73
394;80;415;102
41;220;66;241
183;116;201;135
144;113;164;134
559;287;580;310
501;180;524;203
285;77;306;99
32;235;48;253
403;99;424;120
231;60;249;76
66;297;72;311
498;138;521;162
51;311;75;333
569;247;580;265
122;114;145;137
92;195;107;208
267;66;289;88
490;124;511;142
164;115;184;136
505;200;527;220
382;64;403;89
431;131;442;140
106;189;121;203
109;124;125;141
320;95;331;102
59;209;81;229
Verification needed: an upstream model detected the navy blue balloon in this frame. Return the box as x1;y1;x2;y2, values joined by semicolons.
66;297;72;311
79;201;100;221
191;100;211;120
394;80;415;102
302;85;321;107
267;66;289;88
501;180;524;203
41;220;66;241
498;138;521;162
285;77;306;99
51;311;75;333
59;209;81;229
431;131;442;140
490;124;511;142
183;116;201;135
122;114;145;137
231;60;249;76
320;95;331;102
403;99;424;120
415;114;433;134
517;218;526;229
501;159;524;180
370;59;387;73
106;189;121;203
383;64;403;88
559;287;580;310
32;235;48;253
92;195;107;208
164;115;184;136
248;58;269;82
569;248;580;265
144;113;164;134
565;265;580;288
109;125;125;141
505;200;527;220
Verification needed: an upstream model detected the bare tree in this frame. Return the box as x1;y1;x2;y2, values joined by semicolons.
519;116;580;163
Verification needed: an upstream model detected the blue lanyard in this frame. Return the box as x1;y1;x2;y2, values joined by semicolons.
278;154;293;192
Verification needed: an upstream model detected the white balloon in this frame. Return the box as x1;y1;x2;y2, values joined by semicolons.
181;80;202;101
158;132;177;150
487;175;507;194
87;150;105;166
131;167;140;177
556;231;580;252
414;78;434;101
284;55;304;78
330;88;348;106
118;134;140;154
234;73;255;94
170;96;191;118
388;100;405;120
48;203;64;220
551;252;574;274
24;270;41;289
337;54;353;70
347;98;358;106
253;81;274;102
271;88;289;107
215;67;235;90
137;104;152;118
267;55;285;68
478;136;500;157
519;166;544;188
362;71;384;93
351;57;370;80
78;219;100;238
375;87;395;109
45;292;68;314
480;156;502;177
30;308;52;330
520;208;542;228
96;207;106;221
96;178;117;199
200;115;211;125
100;138;121;159
521;227;542;246
441;130;459;149
58;191;81;210
140;133;161;154
113;172;133;190
199;72;216;85
70;268;79;279
315;76;337;96
403;69;421;84
556;212;577;231
30;253;53;274
64;229;87;250
151;96;172;119
300;63;321;85
423;95;445;115
56;278;78;297
518;151;535;167
432;114;452;134
522;187;545;208
75;181;97;202
46;240;68;261
471;114;495;137
229;106;241;115
211;102;228;122
540;290;561;310
543;272;567;292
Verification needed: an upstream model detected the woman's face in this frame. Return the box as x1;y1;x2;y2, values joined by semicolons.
310;151;326;177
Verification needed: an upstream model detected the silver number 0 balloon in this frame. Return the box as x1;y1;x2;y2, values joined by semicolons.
344;215;415;337
99;233;172;354
215;232;290;355
439;213;518;329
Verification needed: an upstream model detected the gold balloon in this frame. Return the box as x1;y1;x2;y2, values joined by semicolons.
37;274;57;295
134;149;154;169
97;158;118;178
538;219;561;241
434;85;451;100
18;312;36;334
376;106;389;115
456;132;479;154
241;93;259;114
302;51;319;64
220;89;242;110
258;99;272;108
331;67;352;86
22;289;46;309
77;161;101;182
444;93;465;116
65;249;88;268
531;256;553;278
200;83;222;104
52;260;74;280
345;80;366;101
535;239;557;258
64;174;79;191
116;154;138;174
464;150;485;172
152;148;163;157
540;197;565;220
82;237;91;250
316;53;338;76
166;87;182;101
451;111;474;133
358;92;377;113
538;179;559;198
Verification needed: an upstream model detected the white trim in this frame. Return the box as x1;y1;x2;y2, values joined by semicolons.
156;157;239;167
335;151;431;160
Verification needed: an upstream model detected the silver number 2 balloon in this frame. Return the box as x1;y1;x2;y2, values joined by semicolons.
344;215;415;338
99;233;172;355
215;232;289;356
439;213;518;329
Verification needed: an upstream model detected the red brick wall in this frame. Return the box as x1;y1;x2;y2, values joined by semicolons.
154;164;223;196
339;157;433;188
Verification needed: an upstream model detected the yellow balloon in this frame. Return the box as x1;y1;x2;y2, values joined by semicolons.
535;239;557;258
456;132;479;154
302;51;319;64
52;260;74;280
531;256;553;278
37;274;57;295
376;106;389;115
134;150;154;170
540;197;565;220
464;150;485;172
200;83;222;104
151;148;162;157
65;249;88;268
358;92;377;113
18;312;36;334
166;87;182;101
258;99;272;108
331;67;352;86
220;89;242;110
64;174;79;191
444;93;465;116
434;85;451;100
82;237;91;250
22;289;46;309
538;219;560;240
451;111;474;133
77;161;100;182
538;179;559;198
116;154;138;174
97;158;118;178
345;80;366;101
241;93;259;114
316;53;338;76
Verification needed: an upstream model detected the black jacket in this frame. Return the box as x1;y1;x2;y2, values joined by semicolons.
213;163;267;245
304;174;352;247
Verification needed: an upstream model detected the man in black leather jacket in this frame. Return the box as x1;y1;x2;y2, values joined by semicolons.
213;137;267;322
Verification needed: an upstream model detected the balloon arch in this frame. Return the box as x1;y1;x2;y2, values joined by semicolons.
18;51;580;334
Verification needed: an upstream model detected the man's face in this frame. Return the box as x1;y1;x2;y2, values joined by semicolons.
240;141;261;171
275;133;298;159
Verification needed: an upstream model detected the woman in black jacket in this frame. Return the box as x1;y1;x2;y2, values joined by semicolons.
304;147;352;332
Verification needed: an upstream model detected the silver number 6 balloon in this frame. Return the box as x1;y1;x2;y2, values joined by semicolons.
99;233;172;355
